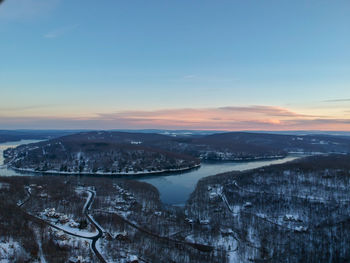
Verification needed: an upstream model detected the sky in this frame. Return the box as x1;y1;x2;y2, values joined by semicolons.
0;0;350;131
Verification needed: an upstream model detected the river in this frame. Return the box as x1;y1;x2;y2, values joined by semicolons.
0;140;301;205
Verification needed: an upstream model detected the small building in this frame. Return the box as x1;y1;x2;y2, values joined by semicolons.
59;215;69;224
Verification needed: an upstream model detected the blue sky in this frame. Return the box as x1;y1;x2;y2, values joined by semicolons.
0;0;350;130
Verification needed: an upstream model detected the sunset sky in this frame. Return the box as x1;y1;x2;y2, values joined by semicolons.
1;0;350;130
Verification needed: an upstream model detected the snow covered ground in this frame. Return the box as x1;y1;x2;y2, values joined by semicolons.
0;239;23;263
39;208;98;238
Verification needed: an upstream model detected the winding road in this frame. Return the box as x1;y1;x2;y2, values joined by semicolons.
18;186;107;263
84;190;106;263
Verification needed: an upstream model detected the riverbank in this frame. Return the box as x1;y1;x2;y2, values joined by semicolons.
6;163;202;177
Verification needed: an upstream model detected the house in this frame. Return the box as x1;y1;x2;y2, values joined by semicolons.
59;215;69;224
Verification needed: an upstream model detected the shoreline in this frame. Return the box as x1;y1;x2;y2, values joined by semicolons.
3;154;310;177
200;154;287;163
6;163;202;177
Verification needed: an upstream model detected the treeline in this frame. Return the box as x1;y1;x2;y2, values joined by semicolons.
187;154;350;262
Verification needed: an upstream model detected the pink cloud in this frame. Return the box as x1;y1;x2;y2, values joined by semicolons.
0;105;349;131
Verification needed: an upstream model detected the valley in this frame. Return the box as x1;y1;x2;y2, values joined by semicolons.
1;131;350;262
1;154;350;262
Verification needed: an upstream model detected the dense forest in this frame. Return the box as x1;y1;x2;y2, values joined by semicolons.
4;131;350;175
1;154;350;262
